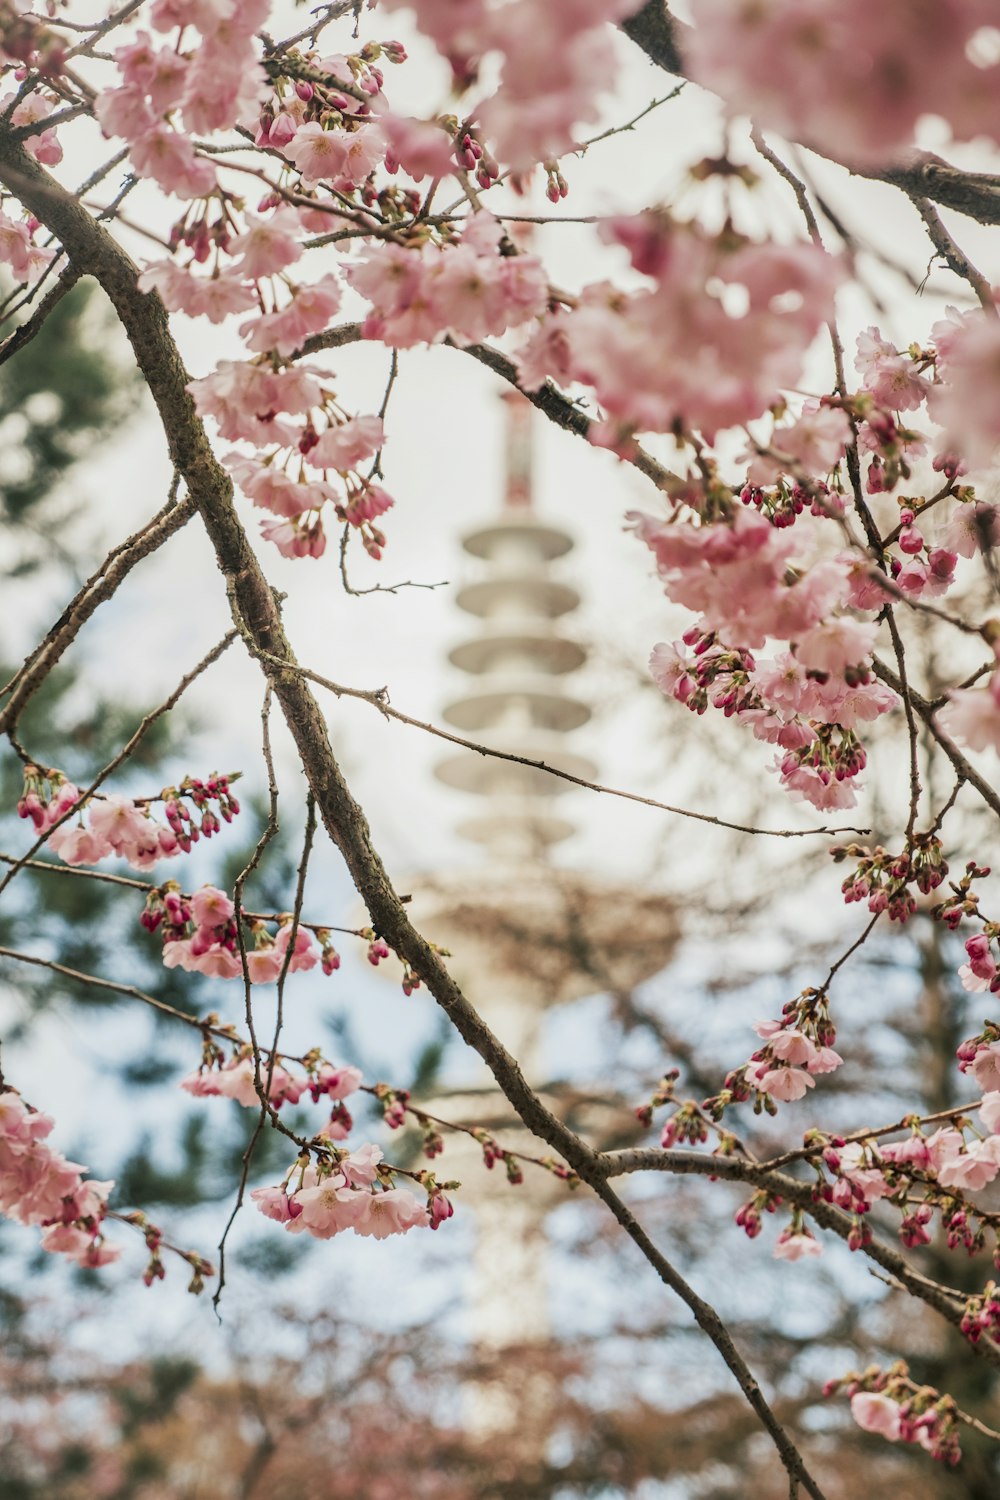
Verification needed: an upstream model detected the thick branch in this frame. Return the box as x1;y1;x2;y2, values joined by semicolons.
598;1147;998;1361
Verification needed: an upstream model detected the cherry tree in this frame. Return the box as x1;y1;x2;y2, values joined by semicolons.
4;2;1000;1494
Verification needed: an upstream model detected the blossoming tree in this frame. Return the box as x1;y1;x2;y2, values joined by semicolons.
5;1;1000;1492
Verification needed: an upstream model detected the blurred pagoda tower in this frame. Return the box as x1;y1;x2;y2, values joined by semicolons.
400;392;678;1438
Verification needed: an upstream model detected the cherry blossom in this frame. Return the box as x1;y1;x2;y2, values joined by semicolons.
938;672;1000;756
850;1391;902;1441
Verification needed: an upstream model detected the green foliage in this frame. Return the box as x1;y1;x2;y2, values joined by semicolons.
0;279;140;544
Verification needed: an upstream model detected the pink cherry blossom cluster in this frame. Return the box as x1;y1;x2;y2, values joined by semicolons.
378;0;638;172
0;206;53;285
743;404;852;492
254;46;387;176
858;308;1000;498
631;508;854;653
346;211;548;348
0;87;61;164
0;1088;118;1269
687;0;1000;169
517;212;840;443
188;356;392;560
833;835;949;923
716;992;843;1110
833;1365;963;1464
0;3;67;73
803;1100;1000;1262
18;766;239;870
251;1143;437;1241
141;881;335;982
958;1027;1000;1089
637;506;897;809
182;1046;362;1136
94;2;271;199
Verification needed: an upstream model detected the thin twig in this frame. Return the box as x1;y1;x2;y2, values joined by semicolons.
0;851;366;937
0;631;238;900
909;197;997;313
254;649;870;840
0;944;237;1040
215;685;283;1314
0;482;196;727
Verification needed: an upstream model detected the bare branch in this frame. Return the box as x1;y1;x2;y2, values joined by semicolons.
0;483;197;731
252;648;870;840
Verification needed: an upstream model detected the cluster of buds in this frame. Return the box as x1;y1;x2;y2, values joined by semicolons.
455;127;499;190
634;1068;679;1128
263;46;384;135
167;200;235;263
374;1083;410;1130
409;1171;459;1231
359;39;407;67
659;1100;709;1149
780;722;867;788
336;478;393;558
473;1129;524;1185
885;534;957;594
16;764;77;831
362;930;392;967
739;476;836;529
960;1281;1000;1344
669;628;759;717
114;1209;214;1296
364;180;423;220
899;1203;934;1248
162;772;240;849
934;859;990;930
944;1206;985;1257
315;928;341;975
734;1188;781;1240
544;161;568;203
832;833;948;922
142;883;325;983
829;1361;962;1464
